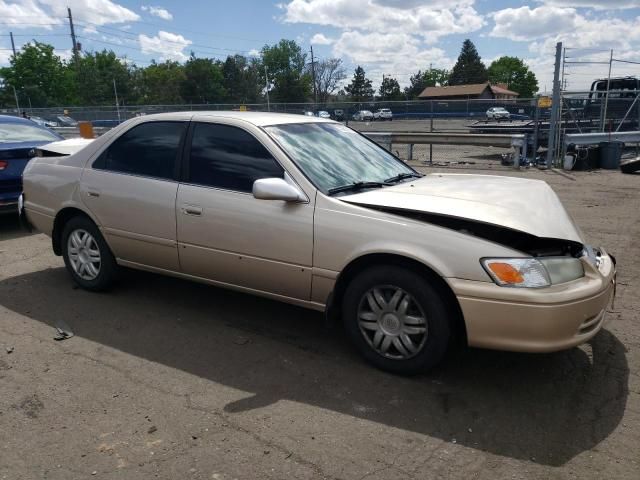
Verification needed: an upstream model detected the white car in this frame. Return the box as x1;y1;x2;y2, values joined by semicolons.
373;109;393;121
486;107;510;120
317;111;331;119
352;110;373;121
30;116;59;128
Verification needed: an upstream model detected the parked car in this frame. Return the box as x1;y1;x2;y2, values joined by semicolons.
486;107;511;120
0;114;62;215
373;108;393;121
333;109;345;121
303;111;315;117
21;112;616;374
352;110;373;121
316;110;331;119
54;115;79;126
29;116;59;128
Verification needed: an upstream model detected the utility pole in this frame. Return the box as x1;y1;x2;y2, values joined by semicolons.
12;85;20;113
310;46;317;107
546;41;562;168
9;32;16;57
264;65;270;112
68;7;79;60
382;74;385;101
601;49;614;132
113;78;121;123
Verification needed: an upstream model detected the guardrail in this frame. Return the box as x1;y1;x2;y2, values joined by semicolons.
364;132;527;167
564;131;640;146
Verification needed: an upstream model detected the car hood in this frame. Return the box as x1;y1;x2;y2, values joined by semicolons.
340;173;584;244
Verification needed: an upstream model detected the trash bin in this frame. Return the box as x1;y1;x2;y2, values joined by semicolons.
599;141;623;169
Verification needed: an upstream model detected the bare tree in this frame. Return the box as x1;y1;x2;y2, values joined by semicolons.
313;58;346;104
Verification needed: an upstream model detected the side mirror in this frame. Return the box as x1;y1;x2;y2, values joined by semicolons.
252;178;305;202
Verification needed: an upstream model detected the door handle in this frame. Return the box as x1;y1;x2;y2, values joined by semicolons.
87;189;100;198
182;205;203;216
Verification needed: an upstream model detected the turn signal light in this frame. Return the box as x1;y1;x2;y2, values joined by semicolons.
486;262;524;284
0;160;7;170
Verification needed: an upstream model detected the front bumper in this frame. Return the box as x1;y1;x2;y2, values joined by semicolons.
449;253;616;353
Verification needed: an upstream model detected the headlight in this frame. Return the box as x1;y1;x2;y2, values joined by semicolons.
481;257;584;288
482;258;550;288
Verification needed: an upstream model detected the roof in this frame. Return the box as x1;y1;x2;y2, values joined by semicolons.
418;83;490;98
141;111;335;127
418;82;519;98
489;84;519;96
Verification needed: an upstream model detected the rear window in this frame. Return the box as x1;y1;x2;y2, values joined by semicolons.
0;123;60;144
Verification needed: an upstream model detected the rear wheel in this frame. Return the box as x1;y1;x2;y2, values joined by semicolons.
343;265;451;374
61;216;118;291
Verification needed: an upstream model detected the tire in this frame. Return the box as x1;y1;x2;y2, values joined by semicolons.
342;265;451;374
61;215;118;291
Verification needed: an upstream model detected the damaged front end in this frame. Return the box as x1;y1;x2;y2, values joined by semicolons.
358;205;584;258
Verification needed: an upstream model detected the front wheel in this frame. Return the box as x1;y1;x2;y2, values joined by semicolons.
61;216;118;291
342;266;451;374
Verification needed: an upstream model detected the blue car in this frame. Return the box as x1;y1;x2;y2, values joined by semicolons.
0;115;62;215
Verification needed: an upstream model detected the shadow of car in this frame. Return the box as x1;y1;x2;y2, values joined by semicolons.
0;265;628;467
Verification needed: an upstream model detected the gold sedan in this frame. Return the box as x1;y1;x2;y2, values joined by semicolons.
21;112;616;374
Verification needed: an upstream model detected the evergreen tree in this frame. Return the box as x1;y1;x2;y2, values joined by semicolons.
379;76;402;100
448;39;488;86
345;66;374;102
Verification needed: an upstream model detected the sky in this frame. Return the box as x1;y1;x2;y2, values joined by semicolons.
1;0;640;94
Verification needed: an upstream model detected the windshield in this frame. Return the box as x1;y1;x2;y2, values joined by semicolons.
0;123;60;144
265;123;416;193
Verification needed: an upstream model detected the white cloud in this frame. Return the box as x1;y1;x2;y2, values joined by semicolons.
247;48;260;57
0;49;12;66
141;5;173;20
139;30;192;61
310;33;334;45
537;0;640;9
281;0;480;87
282;0;484;44
0;0;62;30
82;25;98;34
39;0;139;26
489;6;577;41
333;31;453;88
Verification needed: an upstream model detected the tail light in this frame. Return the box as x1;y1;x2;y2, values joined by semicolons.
0;160;7;170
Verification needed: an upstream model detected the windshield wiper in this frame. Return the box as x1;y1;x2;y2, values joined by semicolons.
384;172;423;183
328;181;390;195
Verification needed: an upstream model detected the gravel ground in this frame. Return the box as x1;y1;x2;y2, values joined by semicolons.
1;167;639;480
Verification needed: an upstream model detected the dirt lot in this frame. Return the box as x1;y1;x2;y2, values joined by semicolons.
1;167;639;480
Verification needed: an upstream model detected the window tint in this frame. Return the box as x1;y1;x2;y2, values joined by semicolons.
188;123;283;192
96;122;185;179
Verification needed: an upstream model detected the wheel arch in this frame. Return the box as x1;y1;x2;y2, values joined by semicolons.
52;207;98;256
327;253;467;347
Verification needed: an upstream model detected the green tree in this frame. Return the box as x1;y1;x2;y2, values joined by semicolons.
448;39;488;86
0;42;68;107
261;39;311;103
139;60;186;104
488;56;538;98
222;54;262;104
72;50;136;105
379;76;402;100
181;54;226;103
404;68;450;98
345;66;374;103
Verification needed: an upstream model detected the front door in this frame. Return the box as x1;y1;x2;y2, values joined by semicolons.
176;121;314;300
80;121;187;271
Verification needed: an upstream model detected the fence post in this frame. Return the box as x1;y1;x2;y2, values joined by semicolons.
408;143;413;161
429;101;434;165
533;96;540;165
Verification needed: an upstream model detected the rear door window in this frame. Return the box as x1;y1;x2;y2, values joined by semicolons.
94;122;186;180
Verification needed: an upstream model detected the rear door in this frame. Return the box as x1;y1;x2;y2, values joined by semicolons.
80;120;187;271
176;120;314;300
